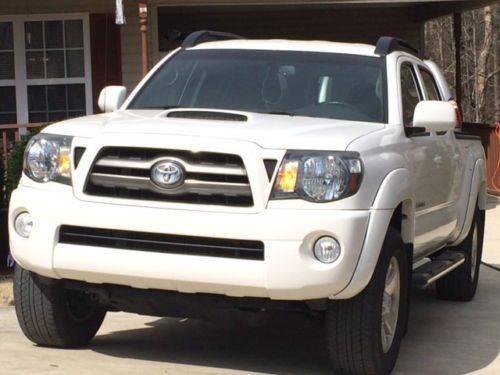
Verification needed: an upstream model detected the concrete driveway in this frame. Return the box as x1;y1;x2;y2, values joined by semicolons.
0;196;499;374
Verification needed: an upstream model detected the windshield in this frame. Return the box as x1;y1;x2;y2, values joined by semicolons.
128;49;387;123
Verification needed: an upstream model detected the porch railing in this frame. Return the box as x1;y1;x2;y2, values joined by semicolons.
0;123;43;171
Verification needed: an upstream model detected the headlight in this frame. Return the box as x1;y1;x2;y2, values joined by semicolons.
271;151;362;202
23;134;73;184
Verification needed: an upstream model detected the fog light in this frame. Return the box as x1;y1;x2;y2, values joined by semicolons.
14;212;33;238
313;236;341;264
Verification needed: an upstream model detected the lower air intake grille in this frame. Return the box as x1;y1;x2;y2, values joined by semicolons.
59;226;265;261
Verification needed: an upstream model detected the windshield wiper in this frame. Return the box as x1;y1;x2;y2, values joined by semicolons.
260;111;296;117
140;105;184;110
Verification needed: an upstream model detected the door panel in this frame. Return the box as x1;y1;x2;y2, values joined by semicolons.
400;62;451;256
409;136;449;255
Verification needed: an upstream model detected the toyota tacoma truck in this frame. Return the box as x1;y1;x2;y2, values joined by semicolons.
10;31;486;374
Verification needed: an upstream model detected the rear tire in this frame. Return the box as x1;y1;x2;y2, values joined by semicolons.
14;265;106;348
326;227;409;375
436;208;484;301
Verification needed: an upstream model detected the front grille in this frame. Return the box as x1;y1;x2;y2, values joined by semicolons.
84;147;253;207
59;226;265;261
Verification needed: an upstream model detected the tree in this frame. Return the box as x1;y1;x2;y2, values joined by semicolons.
425;5;500;124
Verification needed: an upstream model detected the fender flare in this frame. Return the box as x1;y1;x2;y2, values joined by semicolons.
334;169;414;299
450;158;486;246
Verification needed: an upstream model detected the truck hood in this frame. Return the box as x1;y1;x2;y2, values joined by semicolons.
45;109;385;150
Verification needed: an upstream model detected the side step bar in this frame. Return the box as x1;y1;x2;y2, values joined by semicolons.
412;251;465;289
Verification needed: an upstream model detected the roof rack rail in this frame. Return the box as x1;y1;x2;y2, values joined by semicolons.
182;30;244;49
374;36;419;57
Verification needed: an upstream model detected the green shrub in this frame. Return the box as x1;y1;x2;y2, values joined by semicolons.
6;127;43;203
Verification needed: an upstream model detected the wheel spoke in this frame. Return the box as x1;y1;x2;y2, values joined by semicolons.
385;273;398;295
383;319;394;336
470;223;479;279
381;256;401;353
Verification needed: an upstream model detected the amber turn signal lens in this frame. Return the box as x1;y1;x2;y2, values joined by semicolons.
275;160;299;193
58;147;71;178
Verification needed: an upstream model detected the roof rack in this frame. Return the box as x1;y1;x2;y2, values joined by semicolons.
374;37;419;57
182;30;244;49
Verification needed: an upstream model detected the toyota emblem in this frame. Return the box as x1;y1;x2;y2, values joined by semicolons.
151;160;185;189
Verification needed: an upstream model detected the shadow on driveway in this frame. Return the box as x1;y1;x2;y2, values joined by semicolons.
88;266;500;375
486;194;500;210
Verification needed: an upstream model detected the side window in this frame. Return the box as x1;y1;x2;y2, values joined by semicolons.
400;63;422;126
419;69;442;101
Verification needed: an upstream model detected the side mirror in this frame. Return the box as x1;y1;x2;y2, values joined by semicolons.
413;101;457;132
98;86;127;113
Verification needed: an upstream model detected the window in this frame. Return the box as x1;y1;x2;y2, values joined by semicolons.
28;84;86;122
0;14;92;125
419;68;442;101
400;63;422;126
0;86;17;124
25;20;84;79
0;22;15;79
0;21;17;125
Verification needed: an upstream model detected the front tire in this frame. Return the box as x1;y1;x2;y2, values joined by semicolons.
436;208;485;301
326;227;409;375
14;265;106;348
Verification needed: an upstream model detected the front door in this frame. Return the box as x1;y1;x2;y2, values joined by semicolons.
399;61;450;257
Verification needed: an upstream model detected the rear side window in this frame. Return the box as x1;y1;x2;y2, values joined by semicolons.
400;64;422;126
419;68;442;101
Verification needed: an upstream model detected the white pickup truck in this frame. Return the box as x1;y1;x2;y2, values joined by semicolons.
10;32;486;374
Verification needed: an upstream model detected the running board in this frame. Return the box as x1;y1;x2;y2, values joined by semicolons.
412;251;465;289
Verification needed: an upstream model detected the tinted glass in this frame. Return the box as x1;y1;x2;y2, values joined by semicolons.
28;85;47;111
28;84;86;122
129;50;387;123
66;49;84;77
419;69;441;101
47;85;66;110
0;86;16;112
0;86;17;125
67;84;86;110
26;51;45;79
46;50;65;78
400;64;421;126
0;52;15;79
25;21;43;49
0;22;14;80
65;20;83;48
44;21;63;49
0;22;13;50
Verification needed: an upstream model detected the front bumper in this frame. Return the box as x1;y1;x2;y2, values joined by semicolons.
9;185;389;300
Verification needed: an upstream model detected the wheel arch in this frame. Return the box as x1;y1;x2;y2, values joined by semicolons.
334;168;415;299
389;200;415;245
451;158;486;247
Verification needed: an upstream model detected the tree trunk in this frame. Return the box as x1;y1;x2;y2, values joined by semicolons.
494;8;500;120
476;6;494;122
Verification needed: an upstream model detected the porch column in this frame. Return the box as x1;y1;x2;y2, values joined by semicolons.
138;1;149;77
